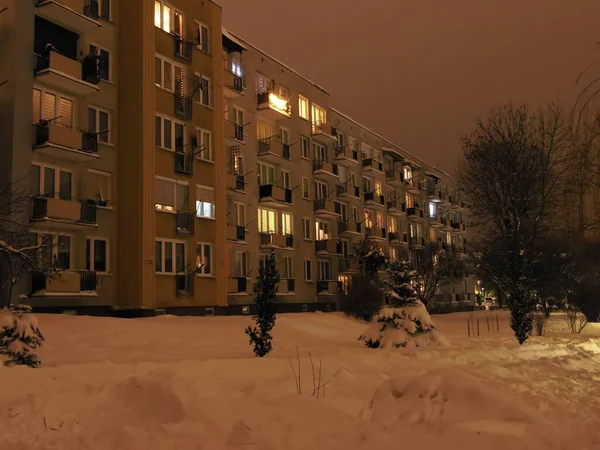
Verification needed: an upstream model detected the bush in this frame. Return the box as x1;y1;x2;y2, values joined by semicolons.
532;311;547;336
340;274;383;322
0;302;44;368
568;278;600;323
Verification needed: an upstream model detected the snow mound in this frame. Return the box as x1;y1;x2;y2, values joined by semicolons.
359;305;447;348
360;368;553;431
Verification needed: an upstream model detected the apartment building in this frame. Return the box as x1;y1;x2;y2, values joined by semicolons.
0;0;227;315
0;0;473;315
221;30;475;312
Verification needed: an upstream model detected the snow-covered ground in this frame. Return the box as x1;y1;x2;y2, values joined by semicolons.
1;310;599;450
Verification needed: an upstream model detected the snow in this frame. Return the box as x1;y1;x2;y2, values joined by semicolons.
1;310;600;449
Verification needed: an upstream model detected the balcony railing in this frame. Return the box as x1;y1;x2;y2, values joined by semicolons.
173;34;193;63
366;227;386;239
32;270;96;295
338;220;362;235
228;277;248;294
362;158;383;172
176;273;195;296
336;183;360;198
175;151;193;176
407;207;424;219
317;280;341;295
311;122;337;140
34;50;100;88
223;70;243;96
387;199;406;213
312;160;338;176
258;138;290;159
335;146;359;162
279;278;295;294
405;177;420;191
386;168;403;183
259;184;292;204
227;224;246;241
176;211;195;235
364;191;385;206
32;196;97;225
260;232;287;248
174;92;192;119
315;239;341;254
34;121;98;159
224;121;244;142
314;199;340;216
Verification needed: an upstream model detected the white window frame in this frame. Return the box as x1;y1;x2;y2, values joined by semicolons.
33;86;75;127
234;251;248;277
301;177;310;199
87;168;112;205
98;0;111;21
90;42;111;82
311;103;326;131
88;105;111;143
196;184;215;219
258;162;276;185
314;180;328;200
281;170;291;189
315;220;329;241
317;260;331;281
196;242;214;276
429;201;437;218
298;95;309;120
196;127;213;162
199;74;212;107
312;141;327;162
155;176;188;212
258;207;278;234
155;238;186;274
155;53;184;93
154;0;181;33
31;162;73;200
300;136;310;159
302;217;311;240
195;20;210;54
282;255;293;279
86;236;110;274
236;202;246;227
281;212;293;235
304;259;313;281
155;113;186;150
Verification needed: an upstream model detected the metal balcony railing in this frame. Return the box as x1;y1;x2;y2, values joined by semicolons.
176;211;195;235
175;151;193;176
176;273;195;296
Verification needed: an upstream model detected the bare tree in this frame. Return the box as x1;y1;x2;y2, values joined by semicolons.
0;180;56;309
460;104;574;344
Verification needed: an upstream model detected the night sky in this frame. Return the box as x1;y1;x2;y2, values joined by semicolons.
219;0;600;173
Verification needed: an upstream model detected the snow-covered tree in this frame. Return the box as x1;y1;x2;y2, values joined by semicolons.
358;258;443;349
0;296;44;367
245;251;279;357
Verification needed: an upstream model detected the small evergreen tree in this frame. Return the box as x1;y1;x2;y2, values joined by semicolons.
359;258;442;348
0;297;44;367
245;251;280;357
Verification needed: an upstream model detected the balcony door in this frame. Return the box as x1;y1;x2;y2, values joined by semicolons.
258;163;275;185
317;260;331;281
315;221;329;240
31;163;72;201
314;181;327;199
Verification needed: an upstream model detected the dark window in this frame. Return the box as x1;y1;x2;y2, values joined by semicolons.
100;0;110;21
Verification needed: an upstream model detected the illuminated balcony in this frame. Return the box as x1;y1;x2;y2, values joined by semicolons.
31;270;97;297
366;227;386;241
364;191;385;207
223;70;244;99
338;220;362;236
228;277;249;295
224;121;245;145
315;239;342;255
335;146;359;166
31;196;97;229
35;0;101;34
336;183;360;199
258;138;290;162
387;200;406;216
33;121;98;163
311;122;337;141
314;199;341;219
312;160;339;180
362;158;384;173
34;51;99;96
257;92;291;120
259;184;292;208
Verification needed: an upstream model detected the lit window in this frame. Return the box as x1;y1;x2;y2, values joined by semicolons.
429;202;436;218
258;208;277;233
298;95;309;120
196;185;215;219
196;243;213;275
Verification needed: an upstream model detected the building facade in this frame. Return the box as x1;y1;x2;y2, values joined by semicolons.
0;0;474;316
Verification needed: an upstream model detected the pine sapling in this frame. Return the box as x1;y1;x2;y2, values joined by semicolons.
0;297;44;368
245;251;280;357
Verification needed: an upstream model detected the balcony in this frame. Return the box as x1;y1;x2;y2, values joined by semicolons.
228;277;249;294
227;224;246;241
426;180;439;201
430;215;442;227
31;270;97;296
259;232;293;249
174;92;192;120
312;160;339;179
334;146;359;166
223;70;244;99
408;236;426;248
336;183;360;199
366;227;386;241
31;196;97;229
364;191;385;207
441;217;453;230
311;122;337;141
176;273;194;296
257;92;291;120
33;121;98;163
339;258;359;273
259;184;292;208
386;168;404;186
35;0;101;34
387;231;403;244
338;220;362;236
224;121;245;145
315;239;342;255
34;50;99;96
258;138;290;162
173;34;193;63
387;200;406;216
316;280;341;295
452;222;466;232
405;177;421;194
176;211;195;236
175;151;193;176
362;158;384;173
227;173;245;192
278;278;295;294
314;199;341;219
407;207;424;220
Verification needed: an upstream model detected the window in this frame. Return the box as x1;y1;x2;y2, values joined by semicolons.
375;212;383;229
196;185;215;219
339;240;350;258
156;114;185;150
374;180;383;195
428;202;437;218
336;131;345;150
302;218;311;239
197;128;213;161
311;103;326;132
404;165;412;180
339;203;348;222
196;243;213;275
255;73;273;94
317;260;331;281
31;163;72;200
315;221;329;240
33;233;69;270
301;177;310;199
351;206;358;222
199;75;211;106
258;208;277;233
389;247;399;262
231;59;242;77
196;21;210;53
230;147;244;176
281;212;292;235
406;194;414;208
258;254;268;270
300;136;309;159
348;137;357;153
88;106;110;143
364;210;374;229
281;170;291;189
298;95;309;120
304;259;313;281
314;181;327;199
283;256;293;279
277;85;290;100
280;127;290;145
86;237;108;273
90;44;110;81
155;239;186;274
84;169;111;205
154;0;174;32
362;177;372;193
236;203;246;226
256;119;273;140
388;216;398;233
32;87;73;126
234;251;248;277
155;54;184;93
232;105;245;126
155;177;188;211
258;163;275;185
55;235;71;269
313;142;327;162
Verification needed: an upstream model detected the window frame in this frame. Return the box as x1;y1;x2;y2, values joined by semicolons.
195;184;215;219
258;207;278;234
196;127;213;162
304;259;313;281
155;238;187;274
298;95;310;121
196;242;214;276
90;42;111;82
33;85;76;127
155;113;186;150
87;169;112;205
195;20;211;54
301;177;311;199
300;136;310;159
86;236;110;274
302;217;311;240
88;105;111;143
154;176;189;212
31;162;73;200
